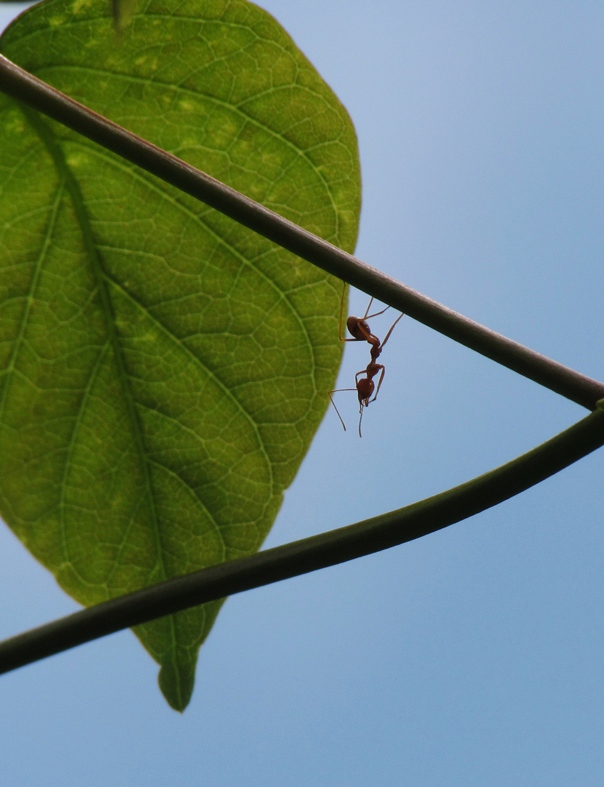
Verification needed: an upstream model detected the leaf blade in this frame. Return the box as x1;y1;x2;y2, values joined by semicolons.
0;0;360;709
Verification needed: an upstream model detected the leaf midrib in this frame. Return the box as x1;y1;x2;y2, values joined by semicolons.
21;106;173;603
68;136;318;425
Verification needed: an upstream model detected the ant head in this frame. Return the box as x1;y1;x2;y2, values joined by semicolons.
356;377;374;406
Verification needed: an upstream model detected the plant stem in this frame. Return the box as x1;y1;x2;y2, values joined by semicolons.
1;404;604;674
0;55;602;409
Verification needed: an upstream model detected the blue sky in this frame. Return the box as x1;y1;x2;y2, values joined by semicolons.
1;1;604;784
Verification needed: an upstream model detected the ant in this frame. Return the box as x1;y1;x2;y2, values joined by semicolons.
329;285;403;437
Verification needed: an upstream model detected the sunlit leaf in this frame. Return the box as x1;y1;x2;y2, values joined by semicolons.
111;0;137;31
0;0;360;709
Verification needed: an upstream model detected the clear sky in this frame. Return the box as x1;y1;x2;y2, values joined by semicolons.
1;1;604;784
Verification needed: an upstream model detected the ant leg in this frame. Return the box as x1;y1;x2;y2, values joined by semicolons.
337;281;348;342
329;387;356;431
369;365;385;404
364;302;391;321
380;312;404;349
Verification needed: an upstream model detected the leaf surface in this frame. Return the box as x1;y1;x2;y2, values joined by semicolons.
0;0;360;709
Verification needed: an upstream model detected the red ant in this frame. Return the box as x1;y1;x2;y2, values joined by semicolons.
329;286;403;437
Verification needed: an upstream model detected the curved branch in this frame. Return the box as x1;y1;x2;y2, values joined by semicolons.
2;404;604;675
0;55;602;409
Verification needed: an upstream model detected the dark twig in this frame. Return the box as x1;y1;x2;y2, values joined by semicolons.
0;55;602;409
1;405;604;674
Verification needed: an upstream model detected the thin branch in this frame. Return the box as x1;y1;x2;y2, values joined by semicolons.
1;404;604;674
0;55;602;409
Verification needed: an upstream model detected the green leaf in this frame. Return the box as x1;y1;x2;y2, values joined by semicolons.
111;0;138;31
0;0;360;709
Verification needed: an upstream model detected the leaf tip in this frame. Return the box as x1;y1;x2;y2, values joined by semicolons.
158;658;196;712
